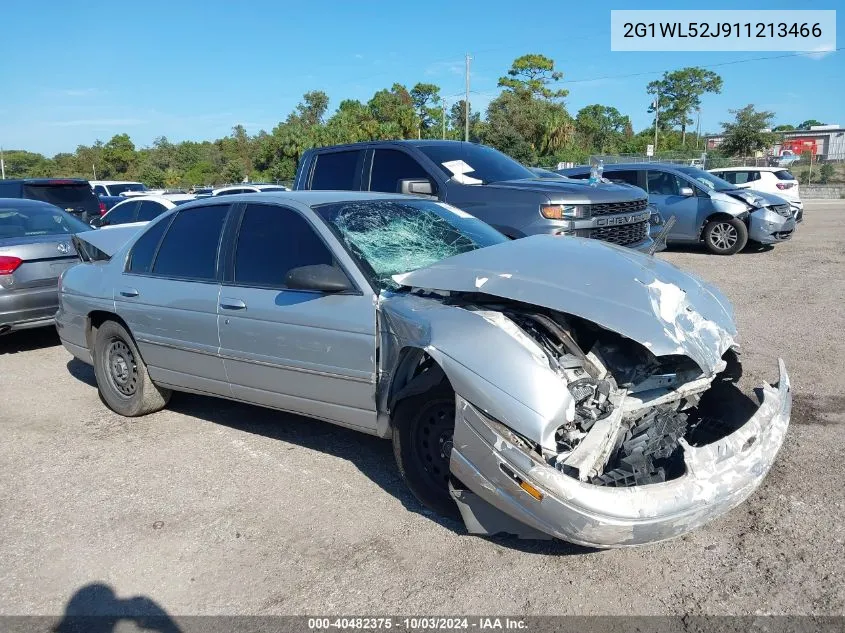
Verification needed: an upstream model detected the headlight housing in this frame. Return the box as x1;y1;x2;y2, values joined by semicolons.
541;204;589;220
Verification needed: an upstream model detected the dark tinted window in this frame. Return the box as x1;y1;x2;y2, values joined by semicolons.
310;150;363;190
136;200;167;221
647;171;685;196
0;182;21;196
234;203;334;288
774;170;796;180
127;217;171;274
713;171;735;183
215;188;249;196
369;149;434;193
152;205;228;280
102;201;138;226
93;185;108;196
22;183;99;214
605;170;639;186
732;171;759;184
108;183;146;195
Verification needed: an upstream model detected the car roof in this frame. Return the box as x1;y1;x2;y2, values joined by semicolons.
305;139;483;152
0;178;90;185
181;190;427;208
90;180;142;185
110;195;179;207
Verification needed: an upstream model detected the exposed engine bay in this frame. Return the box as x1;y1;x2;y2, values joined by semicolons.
447;294;736;488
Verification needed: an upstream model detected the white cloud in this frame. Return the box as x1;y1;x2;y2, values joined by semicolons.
425;60;465;77
354;53;364;59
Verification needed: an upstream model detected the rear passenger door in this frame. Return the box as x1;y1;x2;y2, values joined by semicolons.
307;149;366;191
117;204;231;395
218;202;378;432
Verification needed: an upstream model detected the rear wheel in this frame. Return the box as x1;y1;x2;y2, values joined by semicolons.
703;217;748;255
392;381;458;517
93;320;171;416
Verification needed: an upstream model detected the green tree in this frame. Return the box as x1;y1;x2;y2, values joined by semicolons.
101;134;136;177
410;83;442;138
368;84;418;138
773;124;795;132
647;67;722;145
819;163;834;184
574;105;630;153
448;100;483;142
498;54;568;100
798;119;823;129
719;105;776;158
295;91;330;126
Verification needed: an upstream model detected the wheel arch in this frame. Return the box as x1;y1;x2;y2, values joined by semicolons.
86;310;133;352
699;211;746;240
386;346;451;427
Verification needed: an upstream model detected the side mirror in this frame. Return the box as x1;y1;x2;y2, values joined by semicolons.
399;179;434;196
285;264;352;293
679;187;695;197
90;217;103;228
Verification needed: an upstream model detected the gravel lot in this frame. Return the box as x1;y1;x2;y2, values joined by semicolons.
1;200;843;618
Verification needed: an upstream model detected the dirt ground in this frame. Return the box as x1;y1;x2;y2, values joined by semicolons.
1;200;843;618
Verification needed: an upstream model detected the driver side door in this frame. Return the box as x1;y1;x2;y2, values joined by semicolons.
646;170;701;241
218;202;378;432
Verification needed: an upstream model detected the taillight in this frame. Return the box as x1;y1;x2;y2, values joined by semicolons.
99;201;108;216
776;182;794;190
0;256;23;275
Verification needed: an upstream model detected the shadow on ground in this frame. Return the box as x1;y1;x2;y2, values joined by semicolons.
53;583;181;633
663;242;775;256
65;358;595;556
0;327;60;355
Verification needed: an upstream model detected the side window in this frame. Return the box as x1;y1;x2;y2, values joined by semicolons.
369;149;435;193
152;205;229;281
127;217;172;274
93;185;107;196
605;170;639;187
217;188;247;196
233;203;335;289
733;172;752;184
0;182;20;196
102;201;138;226
136;200;167;222
720;172;737;184
310;150;363;190
647;171;683;196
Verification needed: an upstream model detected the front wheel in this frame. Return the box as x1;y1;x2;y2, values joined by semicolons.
93;320;171;417
392;381;459;518
703;217;748;255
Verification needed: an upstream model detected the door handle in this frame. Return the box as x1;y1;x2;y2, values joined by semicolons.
220;298;247;310
119;287;139;298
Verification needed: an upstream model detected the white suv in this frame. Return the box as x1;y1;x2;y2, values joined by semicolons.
709;167;803;222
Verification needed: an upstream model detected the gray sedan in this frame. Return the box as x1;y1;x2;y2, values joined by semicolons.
56;192;791;547
0;198;91;334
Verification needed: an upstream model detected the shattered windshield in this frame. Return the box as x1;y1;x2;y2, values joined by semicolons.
315;199;506;289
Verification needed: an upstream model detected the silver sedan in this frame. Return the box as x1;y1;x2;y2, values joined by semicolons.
56;192;791;547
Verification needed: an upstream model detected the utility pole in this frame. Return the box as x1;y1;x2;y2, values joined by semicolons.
442;100;447;140
696;108;701;150
653;89;659;153
92;164;97;180
465;53;471;142
0;147;5;180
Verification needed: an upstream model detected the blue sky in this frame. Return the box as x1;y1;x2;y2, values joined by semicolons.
0;0;841;156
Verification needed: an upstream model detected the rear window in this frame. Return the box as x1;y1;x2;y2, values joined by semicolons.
0;202;91;238
23;183;99;213
774;170;796;181
110;183;146;195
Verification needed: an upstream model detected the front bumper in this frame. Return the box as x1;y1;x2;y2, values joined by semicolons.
0;285;60;332
748;209;796;244
450;360;791;548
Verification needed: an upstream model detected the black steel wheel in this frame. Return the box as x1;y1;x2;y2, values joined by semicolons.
392;381;459;517
93;320;171;417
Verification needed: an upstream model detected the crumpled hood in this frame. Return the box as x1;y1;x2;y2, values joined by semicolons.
486;178;647;204
393;235;737;375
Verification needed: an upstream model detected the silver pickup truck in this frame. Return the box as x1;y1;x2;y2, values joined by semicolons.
294;140;657;252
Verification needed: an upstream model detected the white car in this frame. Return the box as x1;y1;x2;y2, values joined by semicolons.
211;184;290;196
708;167;803;222
94;194;195;228
90;180;147;197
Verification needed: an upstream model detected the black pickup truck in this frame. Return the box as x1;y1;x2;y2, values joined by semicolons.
293;140;657;251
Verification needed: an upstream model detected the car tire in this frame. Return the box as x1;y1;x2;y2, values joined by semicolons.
703;217;748;255
392;380;459;518
93;320;171;417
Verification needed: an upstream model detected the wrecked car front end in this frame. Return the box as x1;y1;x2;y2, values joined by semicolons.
382;235;791;548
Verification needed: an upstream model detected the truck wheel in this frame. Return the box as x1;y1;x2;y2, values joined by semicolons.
392;381;459;518
93;320;171;417
703;217;747;255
